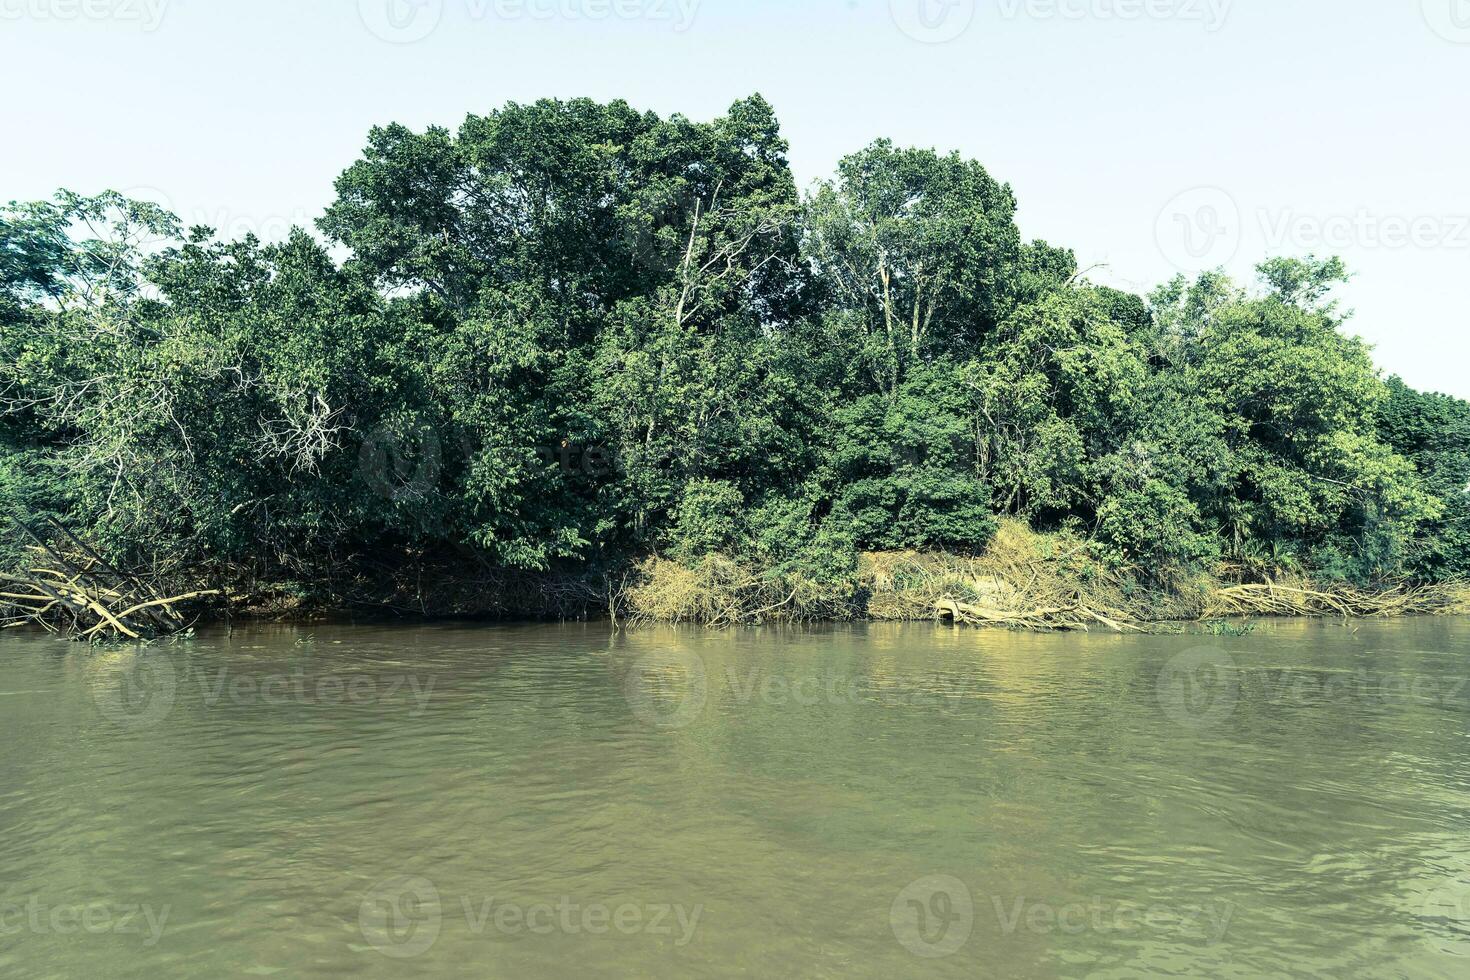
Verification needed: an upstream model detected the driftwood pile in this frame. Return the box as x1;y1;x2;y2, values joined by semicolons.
933;597;1146;633
1204;580;1467;619
1;517;216;640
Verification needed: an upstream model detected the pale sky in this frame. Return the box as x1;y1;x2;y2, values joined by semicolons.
4;0;1467;397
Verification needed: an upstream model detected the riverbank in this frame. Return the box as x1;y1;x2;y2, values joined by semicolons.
227;521;1467;635
6;520;1466;639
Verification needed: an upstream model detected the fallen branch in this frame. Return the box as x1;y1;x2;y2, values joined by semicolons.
2;518;217;640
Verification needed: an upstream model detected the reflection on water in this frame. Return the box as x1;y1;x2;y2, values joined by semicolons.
2;618;1469;977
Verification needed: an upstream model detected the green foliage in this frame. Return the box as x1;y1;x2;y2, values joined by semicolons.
1;99;1462;600
1203;620;1258;637
668;479;747;559
805;140;1027;392
1376;377;1470;580
825;363;997;552
973;287;1147;522
1135;260;1441;583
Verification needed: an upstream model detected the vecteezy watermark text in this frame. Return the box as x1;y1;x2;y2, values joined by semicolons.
622;650;949;730
890;874;1234;958
358;876;702;958
889;0;1229;44
999;0;1230;30
91;653;437;730
0;897;170;948
358;0;700;43
1157;646;1470;730
1157;187;1470;271
0;0;168;29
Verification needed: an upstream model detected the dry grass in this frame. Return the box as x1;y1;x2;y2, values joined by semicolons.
622;519;1470;631
627;521;1163;631
1204;578;1470;619
860;520;1163;632
624;555;856;627
623;555;760;627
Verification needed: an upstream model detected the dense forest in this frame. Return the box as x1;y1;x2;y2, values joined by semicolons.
2;95;1467;625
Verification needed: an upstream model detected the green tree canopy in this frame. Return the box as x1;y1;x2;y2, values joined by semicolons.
2;99;1463;599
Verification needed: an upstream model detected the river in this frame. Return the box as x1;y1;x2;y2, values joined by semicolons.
2;618;1469;977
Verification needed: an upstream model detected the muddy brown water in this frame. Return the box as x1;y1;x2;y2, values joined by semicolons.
2;618;1469;977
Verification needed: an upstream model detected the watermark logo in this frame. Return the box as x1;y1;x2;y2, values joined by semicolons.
890;875;974;958
359;0;445;43
0;0;170;30
1164;661;1469;726
1157;186;1470;270
1422;0;1470;43
90;654;178;730
1157;646;1238;730
623;648;708;730
890;0;976;44
358;876;702;957
359;424;444;503
91;654;438;730
1156;186;1241;271
360;876;444;959
620;184;703;274
890;875;1235;956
